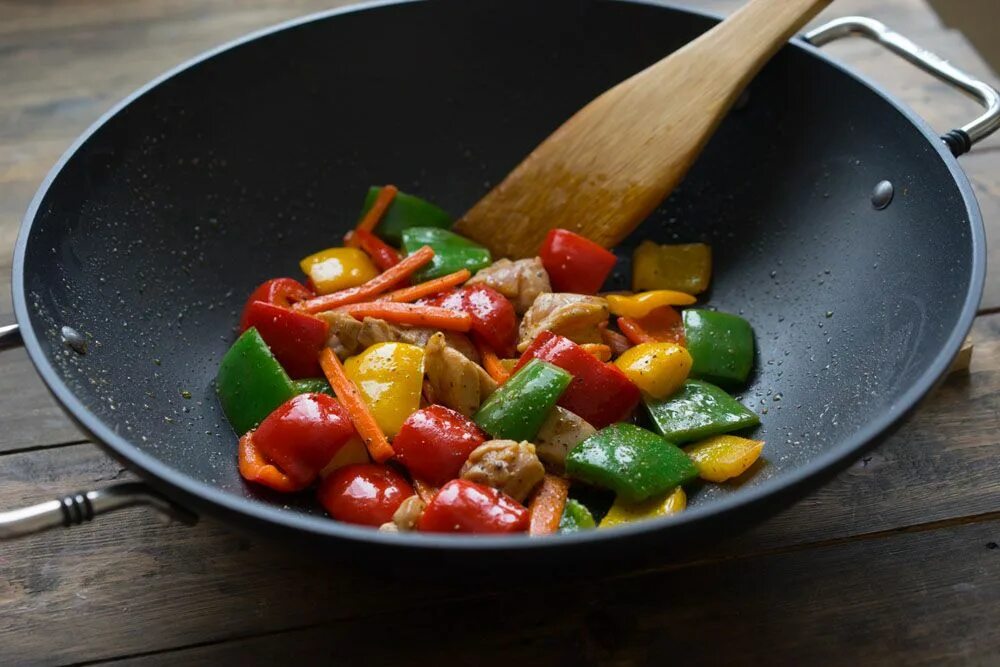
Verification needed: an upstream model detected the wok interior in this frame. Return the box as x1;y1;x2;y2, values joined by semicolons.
21;0;975;519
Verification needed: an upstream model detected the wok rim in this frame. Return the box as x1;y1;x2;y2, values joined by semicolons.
11;0;987;551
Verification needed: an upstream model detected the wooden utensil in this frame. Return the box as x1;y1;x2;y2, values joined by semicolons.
454;0;831;258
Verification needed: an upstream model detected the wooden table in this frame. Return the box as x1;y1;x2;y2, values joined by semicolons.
2;1;999;664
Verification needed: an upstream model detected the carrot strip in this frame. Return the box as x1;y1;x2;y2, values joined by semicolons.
379;269;471;303
345;229;402;272
238;433;299;493
336;302;471;331
475;337;511;384
319;348;394;463
356;184;398;234
580;343;612;362
528;475;570;536
413;478;439;505
295;245;434;314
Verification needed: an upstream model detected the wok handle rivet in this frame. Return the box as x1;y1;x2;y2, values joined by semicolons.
871;180;894;210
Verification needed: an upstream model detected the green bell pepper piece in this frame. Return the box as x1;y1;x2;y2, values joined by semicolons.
292;378;333;396
644;379;759;444
683;309;754;386
361;186;452;245
216;328;296;435
401;227;492;281
558;498;597;532
565;423;698;503
473;358;572;441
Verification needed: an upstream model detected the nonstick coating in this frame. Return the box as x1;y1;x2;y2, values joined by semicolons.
12;0;984;557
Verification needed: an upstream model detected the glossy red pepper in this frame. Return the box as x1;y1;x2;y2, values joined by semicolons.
420;284;517;356
417;479;529;533
393;405;487;486
345;229;403;272
539;229;618;294
617;306;685;346
513;331;640;428
240;277;314;331
238;393;356;492
241;301;329;379
318;463;414;526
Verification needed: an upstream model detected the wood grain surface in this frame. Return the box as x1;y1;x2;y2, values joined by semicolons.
1;1;999;665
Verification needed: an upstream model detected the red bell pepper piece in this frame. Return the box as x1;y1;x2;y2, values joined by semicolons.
393;405;487;486
318;463;414;527
513;331;640;428
242;301;329;379
417;479;529;533
345;229;403;272
539;229;618;294
420;284;517;357
617;306;685;346
238;393;357;492
240;277;314;331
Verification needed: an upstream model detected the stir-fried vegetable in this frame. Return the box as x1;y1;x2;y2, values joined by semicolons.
644;379;759;443
683;309;755;387
599;487;686;528
402;227;492;281
417;479;529;533
473;358;573;441
614;342;692;399
558;498;597;532
393;405;487;486
606;290;696;318
360;186;452;244
539;228;617;294
684;434;764;482
632;240;712;294
217;328;297;435
343;342;425;438
318;463;414;526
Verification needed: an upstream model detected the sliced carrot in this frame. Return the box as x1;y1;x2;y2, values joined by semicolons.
356;184;398;234
617;306;685;346
380;269;471;303
295;245;434;314
580;343;612;362
528;475;570;536
475;337;511;384
413;478;439;505
238;432;298;493
336;301;471;331
345;228;402;272
319;348;394;463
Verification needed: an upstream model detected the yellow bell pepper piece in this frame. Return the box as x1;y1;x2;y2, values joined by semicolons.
614;342;692;399
632;241;711;294
319;436;371;478
600;487;686;528
344;342;425;437
299;247;379;295
684;435;764;482
606;290;696;318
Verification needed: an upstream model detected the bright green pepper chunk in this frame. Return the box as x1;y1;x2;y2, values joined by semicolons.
362;186;452;245
682;309;754;386
565;423;698;503
402;227;492;281
558;498;596;533
292;378;333;396
473;358;572;441
216;328;296;435
644;379;759;444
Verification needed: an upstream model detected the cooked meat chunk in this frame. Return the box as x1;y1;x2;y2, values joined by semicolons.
467;257;552;314
460;440;545;502
391;495;425;531
320;313;478;362
534;406;597;470
424;332;497;417
517;293;610;352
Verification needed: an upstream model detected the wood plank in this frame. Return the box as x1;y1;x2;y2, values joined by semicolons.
2;311;997;665
102;520;1000;666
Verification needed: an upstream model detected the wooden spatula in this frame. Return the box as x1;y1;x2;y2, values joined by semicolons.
454;0;831;258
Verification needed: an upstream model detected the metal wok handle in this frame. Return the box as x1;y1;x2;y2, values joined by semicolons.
0;321;197;539
804;16;1000;156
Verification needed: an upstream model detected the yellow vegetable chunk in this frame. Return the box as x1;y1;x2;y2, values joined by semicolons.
606;290;696;318
614;342;692;399
319;436;371;478
344;342;425;437
632;241;711;294
684;435;764;482
299;247;379;294
600;487;686;528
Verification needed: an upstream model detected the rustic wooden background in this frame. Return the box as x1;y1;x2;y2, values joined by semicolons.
1;1;999;664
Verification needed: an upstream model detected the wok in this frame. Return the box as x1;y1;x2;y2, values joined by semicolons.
1;0;996;564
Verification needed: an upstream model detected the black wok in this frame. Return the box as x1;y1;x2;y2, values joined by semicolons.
1;0;996;564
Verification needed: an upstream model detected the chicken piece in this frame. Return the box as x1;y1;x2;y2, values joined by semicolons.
460;440;546;502
320;312;478;362
467;257;552;314
517;293;610;352
534;406;597;471
390;495;426;531
423;332;497;417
